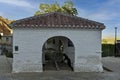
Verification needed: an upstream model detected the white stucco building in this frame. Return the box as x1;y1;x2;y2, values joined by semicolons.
10;12;105;73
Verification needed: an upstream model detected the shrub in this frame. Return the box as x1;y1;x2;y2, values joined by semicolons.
102;44;114;57
5;51;13;58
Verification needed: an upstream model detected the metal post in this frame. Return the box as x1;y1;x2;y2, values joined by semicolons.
115;27;117;57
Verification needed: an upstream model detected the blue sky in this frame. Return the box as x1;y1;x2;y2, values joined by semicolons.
0;0;120;38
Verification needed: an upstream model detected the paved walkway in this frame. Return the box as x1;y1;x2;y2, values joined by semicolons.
0;72;120;80
0;55;12;74
102;57;120;72
0;56;120;80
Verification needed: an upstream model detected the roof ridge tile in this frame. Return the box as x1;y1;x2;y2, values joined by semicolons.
10;12;105;30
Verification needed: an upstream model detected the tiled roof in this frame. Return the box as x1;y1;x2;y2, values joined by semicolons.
10;12;105;29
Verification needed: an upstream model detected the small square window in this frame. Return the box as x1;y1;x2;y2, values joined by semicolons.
15;46;18;51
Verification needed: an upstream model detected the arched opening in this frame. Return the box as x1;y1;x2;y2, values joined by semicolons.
42;36;75;71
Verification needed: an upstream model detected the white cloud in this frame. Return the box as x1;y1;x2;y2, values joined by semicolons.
77;8;88;17
107;0;120;5
0;0;34;8
78;1;120;22
76;8;110;22
76;0;120;23
0;12;6;17
0;12;4;16
87;12;116;22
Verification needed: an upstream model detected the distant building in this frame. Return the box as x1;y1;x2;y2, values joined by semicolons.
10;12;105;73
117;40;120;43
0;16;13;55
0;36;12;45
0;35;12;55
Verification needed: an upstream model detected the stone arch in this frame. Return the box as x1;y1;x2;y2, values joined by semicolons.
42;36;75;71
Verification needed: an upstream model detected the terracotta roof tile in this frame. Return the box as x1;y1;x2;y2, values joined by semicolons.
10;12;105;29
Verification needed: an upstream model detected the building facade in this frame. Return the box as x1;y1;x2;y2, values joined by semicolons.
11;12;105;73
0;36;12;55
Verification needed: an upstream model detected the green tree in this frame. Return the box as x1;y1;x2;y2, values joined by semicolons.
102;39;108;44
34;1;78;16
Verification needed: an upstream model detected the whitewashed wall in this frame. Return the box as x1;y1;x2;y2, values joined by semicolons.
13;27;103;72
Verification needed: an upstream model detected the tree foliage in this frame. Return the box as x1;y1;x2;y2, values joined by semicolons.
102;39;108;44
34;1;78;16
